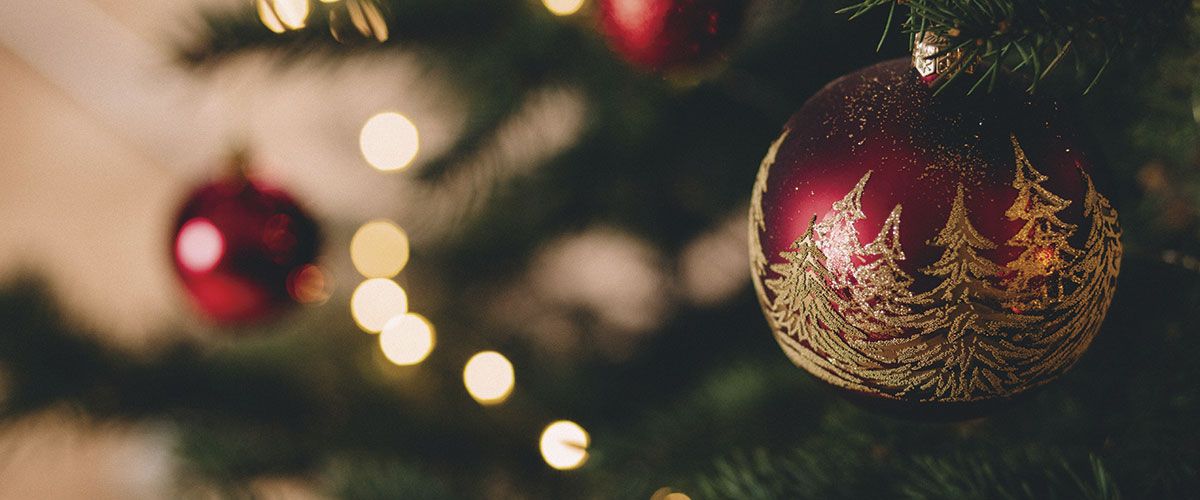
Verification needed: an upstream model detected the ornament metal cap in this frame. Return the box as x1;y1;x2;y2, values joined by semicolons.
912;32;967;83
224;142;254;182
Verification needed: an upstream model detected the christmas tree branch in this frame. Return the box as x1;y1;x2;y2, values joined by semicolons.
840;0;1196;93
179;0;635;184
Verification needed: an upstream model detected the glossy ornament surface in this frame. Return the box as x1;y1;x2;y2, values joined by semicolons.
172;172;322;325
597;0;746;72
749;59;1122;413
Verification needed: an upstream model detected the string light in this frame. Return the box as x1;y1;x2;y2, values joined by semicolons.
287;264;332;305
543;0;586;16
463;351;514;405
276;0;310;29
256;0;287;33
350;220;410;278
379;313;436;366
650;488;692;500
350;278;408;333
539;420;589;470
257;0;310;32
360;112;420;172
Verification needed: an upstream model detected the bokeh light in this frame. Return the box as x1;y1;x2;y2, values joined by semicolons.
463;351;514;405
350;278;408;333
360;112;420;172
274;0;311;29
256;0;287;33
650;488;692;500
176;218;224;273
543;0;586;16
288;264;332;305
350;220;410;278
539;420;589;470
257;0;310;31
379;313;435;366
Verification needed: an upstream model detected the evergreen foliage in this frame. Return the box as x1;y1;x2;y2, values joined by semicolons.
841;0;1195;92
1;0;1199;496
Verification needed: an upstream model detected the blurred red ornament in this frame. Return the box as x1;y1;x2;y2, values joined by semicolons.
749;59;1122;418
171;161;322;325
597;0;747;72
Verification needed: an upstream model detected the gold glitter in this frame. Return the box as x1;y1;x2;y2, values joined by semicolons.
1003;134;1079;309
749;136;1123;402
750;128;791;336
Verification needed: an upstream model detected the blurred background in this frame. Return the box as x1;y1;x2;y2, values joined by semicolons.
0;0;1198;498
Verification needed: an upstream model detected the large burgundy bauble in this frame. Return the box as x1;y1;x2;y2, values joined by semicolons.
749;59;1122;415
171;172;322;325
597;0;746;72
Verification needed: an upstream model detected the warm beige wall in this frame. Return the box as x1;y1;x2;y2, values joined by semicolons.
0;46;183;347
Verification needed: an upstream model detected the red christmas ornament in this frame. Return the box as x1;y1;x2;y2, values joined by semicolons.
597;0;747;72
171;161;322;325
748;59;1122;417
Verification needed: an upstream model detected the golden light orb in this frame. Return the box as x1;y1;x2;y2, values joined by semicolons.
350;278;408;333
256;0;287;33
539;420;590;470
462;351;515;405
272;0;310;30
651;487;692;500
542;0;586;16
379;313;436;366
360;112;420;172
350;220;410;278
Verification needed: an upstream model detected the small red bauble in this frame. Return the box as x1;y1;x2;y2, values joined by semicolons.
749;59;1122;415
171;169;322;325
597;0;747;72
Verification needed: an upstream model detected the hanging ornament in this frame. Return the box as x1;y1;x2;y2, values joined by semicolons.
748;57;1122;417
597;0;747;73
171;153;323;325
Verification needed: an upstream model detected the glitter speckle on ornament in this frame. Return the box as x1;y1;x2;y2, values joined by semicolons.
748;59;1122;414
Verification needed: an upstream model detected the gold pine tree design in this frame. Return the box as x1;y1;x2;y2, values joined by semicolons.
749;129;790;333
750;129;790;281
849;205;921;334
766;218;881;378
1003;135;1080;309
897;184;1038;400
1023;171;1122;380
750;137;1121;402
814;172;872;282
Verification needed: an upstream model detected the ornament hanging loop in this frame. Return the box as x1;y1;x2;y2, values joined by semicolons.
225;142;253;181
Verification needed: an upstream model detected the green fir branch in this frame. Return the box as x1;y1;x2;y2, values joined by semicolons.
695;448;1124;500
839;0;1195;93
